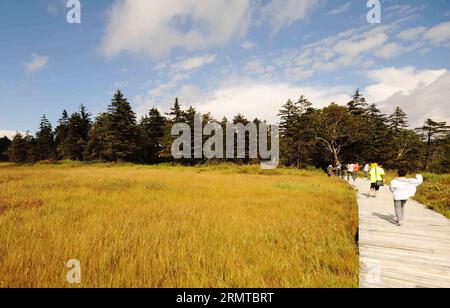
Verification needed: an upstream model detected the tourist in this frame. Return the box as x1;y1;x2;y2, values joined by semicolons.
354;162;360;179
369;163;385;197
327;164;334;177
347;162;355;182
335;162;342;178
363;163;370;179
389;170;423;226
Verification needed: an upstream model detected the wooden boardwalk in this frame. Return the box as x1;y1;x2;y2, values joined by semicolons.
353;178;450;288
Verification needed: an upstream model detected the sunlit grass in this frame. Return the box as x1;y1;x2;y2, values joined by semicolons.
0;162;358;288
414;173;450;219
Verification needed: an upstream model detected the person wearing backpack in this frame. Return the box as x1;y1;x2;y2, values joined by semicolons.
369;163;385;197
389;170;423;226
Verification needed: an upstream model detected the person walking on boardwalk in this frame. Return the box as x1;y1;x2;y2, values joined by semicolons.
335;162;342;178
327;164;334;177
369;163;385;197
389;170;423;226
347;162;356;182
353;162;360;179
363;163;370;179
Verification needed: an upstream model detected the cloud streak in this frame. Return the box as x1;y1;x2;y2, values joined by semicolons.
24;54;49;74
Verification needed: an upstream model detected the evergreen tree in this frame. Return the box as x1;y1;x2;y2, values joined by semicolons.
107;90;138;162
439;133;450;173
296;96;315;168
0;136;11;161
184;106;199;164
278;99;300;166
278;96;314;168
84;113;112;161
55;110;70;159
66;112;86;161
23;133;37;163
232;114;252;163
79;104;92;141
361;104;389;163
416;119;450;170
220;117;229;162
8;133;26;163
388;107;409;133
36;114;55;161
139;108;166;163
347;89;368;116
166;97;184;123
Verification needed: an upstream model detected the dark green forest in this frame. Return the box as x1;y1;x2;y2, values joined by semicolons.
2;90;449;173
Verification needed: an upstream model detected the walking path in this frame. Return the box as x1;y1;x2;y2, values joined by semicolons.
352;178;450;288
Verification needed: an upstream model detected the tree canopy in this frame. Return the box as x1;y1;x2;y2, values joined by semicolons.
6;89;450;173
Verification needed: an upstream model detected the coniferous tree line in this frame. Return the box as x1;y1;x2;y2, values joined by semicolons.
2;89;449;173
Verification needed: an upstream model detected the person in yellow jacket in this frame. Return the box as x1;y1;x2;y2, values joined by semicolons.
369;163;385;197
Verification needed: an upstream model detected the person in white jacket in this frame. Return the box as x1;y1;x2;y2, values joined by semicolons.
389;170;424;226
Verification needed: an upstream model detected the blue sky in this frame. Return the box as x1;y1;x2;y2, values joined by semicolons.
1;0;450;137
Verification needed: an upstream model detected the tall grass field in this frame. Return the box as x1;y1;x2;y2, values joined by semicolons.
0;163;358;288
414;174;450;219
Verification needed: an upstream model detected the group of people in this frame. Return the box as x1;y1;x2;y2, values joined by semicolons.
327;162;370;181
327;161;424;227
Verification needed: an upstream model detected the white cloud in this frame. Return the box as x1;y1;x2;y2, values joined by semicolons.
102;0;250;58
333;32;388;64
365;66;446;102
385;4;426;19
195;82;349;123
241;40;256;50
24;54;49;74
374;43;404;59
260;0;320;34
396;22;450;47
364;67;449;126
0;130;22;139
424;21;450;45
379;73;450;127
327;2;352;15
170;54;216;72
135;76;351;123
397;26;426;41
243;58;274;76
101;0;322;58
265;19;450;81
284;67;314;81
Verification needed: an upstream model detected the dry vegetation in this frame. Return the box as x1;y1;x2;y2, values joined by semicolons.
0;162;358;288
414;174;450;219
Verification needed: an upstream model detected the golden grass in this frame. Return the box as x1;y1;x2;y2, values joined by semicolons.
414;174;450;219
0;162;358;288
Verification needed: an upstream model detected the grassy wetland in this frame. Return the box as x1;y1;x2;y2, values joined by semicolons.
0;162;358;288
